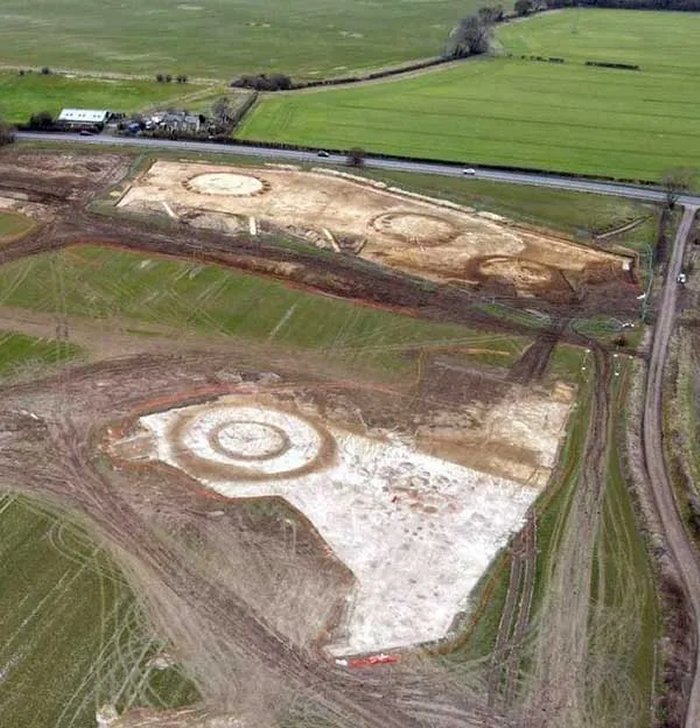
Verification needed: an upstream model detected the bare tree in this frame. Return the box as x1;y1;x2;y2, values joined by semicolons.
0;118;14;146
346;148;366;167
212;97;234;131
447;15;491;58
514;0;534;15
478;4;505;23
662;168;695;209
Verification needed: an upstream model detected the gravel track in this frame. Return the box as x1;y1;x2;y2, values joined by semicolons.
640;205;700;728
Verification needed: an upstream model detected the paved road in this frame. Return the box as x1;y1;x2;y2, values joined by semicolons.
16;131;700;207
641;205;700;728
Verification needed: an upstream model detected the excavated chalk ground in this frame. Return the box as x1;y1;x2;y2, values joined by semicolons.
139;396;538;656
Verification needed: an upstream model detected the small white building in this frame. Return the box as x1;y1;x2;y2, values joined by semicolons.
57;109;111;128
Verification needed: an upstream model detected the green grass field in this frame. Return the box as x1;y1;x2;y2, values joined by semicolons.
0;211;34;240
497;8;700;76
0;494;198;728
0;245;529;374
0;73;209;124
0;330;83;375
238;9;700;181
0;0;488;81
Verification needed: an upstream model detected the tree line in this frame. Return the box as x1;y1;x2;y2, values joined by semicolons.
543;0;700;10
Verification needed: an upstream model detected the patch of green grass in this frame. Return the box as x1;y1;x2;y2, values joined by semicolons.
0;0;499;80
239;10;700;181
681;348;700;483
547;343;587;382
530;377;591;612
573;315;645;349
475;301;552;330
609;215;659;254
0;493;198;728
573;314;625;338
0;245;529;375
0;211;34;241
0;73;207;124
0;330;83;375
572;314;645;352
360;169;661;243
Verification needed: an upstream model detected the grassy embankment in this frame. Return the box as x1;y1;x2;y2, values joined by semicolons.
238;9;700;182
0;0;493;80
0;245;530;376
453;362;658;724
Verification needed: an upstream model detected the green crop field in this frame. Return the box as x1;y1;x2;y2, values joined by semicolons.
0;245;529;374
0;494;197;727
0;0;488;81
238;9;700;181
0;73;209;124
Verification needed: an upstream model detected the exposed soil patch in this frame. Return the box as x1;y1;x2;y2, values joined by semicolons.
118;161;636;302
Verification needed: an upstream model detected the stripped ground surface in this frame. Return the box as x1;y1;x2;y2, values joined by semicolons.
117;162;636;304
111;383;564;657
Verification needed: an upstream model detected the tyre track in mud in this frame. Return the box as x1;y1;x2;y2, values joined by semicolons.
487;513;537;708
524;348;612;726
501;514;536;706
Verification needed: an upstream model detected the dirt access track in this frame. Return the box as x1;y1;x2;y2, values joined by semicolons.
118;161;635;302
